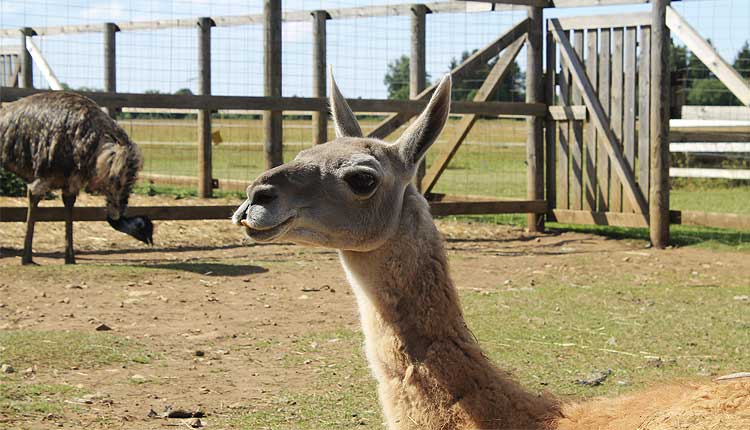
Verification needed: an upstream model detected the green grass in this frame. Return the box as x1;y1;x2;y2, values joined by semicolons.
226;271;749;429
0;382;85;418
0;330;152;370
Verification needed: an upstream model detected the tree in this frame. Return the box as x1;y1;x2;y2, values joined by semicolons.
448;50;524;102
175;88;194;96
686;79;737;106
733;40;750;79
384;55;411;100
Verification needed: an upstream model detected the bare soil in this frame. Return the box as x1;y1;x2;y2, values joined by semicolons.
1;194;748;429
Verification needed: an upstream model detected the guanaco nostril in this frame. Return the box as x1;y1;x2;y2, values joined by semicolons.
251;188;277;206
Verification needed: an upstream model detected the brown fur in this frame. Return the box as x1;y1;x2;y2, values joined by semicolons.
233;74;750;429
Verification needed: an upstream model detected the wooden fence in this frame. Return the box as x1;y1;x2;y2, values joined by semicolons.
1;0;749;245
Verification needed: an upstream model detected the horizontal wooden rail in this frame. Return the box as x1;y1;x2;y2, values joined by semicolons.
670;168;750;180
552;209;750;231
670;142;750;153
552;11;650;30
0;87;547;117
0;200;547;223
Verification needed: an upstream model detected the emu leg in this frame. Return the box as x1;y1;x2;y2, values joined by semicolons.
62;192;77;264
22;189;42;265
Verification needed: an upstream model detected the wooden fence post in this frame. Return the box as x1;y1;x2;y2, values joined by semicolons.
197;17;215;198
526;7;544;232
103;23;119;117
650;0;670;247
312;10;330;145
264;0;283;168
411;4;428;192
19;27;35;88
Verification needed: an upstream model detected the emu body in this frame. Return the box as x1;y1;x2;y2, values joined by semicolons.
0;92;152;264
233;74;749;429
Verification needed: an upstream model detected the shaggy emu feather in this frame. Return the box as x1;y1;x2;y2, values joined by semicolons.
0;92;153;264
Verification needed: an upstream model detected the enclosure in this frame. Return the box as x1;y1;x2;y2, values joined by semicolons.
0;0;749;429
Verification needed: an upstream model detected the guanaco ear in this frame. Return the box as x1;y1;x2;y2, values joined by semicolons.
329;68;363;138
394;74;451;166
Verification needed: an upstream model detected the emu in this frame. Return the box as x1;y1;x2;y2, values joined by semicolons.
0;92;153;265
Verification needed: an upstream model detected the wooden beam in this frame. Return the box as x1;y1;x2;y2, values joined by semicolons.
0;199;547;223
19;28;34;88
197;17;215;198
583;28;598;211
638;26;651;203
597;28;611;212
430;200;547;216
311;10;329;145
682;106;750;121
264;0;283;169
545;28;557;216
650;0;671;247
421;36;526;194
550;0;651;6
666;6;750;106
368;17;530;139
0;2;512;37
526;5;545;232
25;37;62;90
669;168;750;180
674;210;750;231
0;87;547;117
553;12;650;31
552;209;648;228
456;0;549;6
622;27;637;213
550;18;649;218
670;142;750;152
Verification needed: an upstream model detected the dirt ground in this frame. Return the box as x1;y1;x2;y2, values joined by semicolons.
1;194;749;429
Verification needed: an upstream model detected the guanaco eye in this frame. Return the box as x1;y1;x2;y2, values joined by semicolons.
344;172;378;196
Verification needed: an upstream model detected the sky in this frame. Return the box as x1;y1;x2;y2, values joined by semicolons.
0;0;748;99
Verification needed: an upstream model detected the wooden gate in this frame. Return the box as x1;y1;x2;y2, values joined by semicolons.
546;13;653;227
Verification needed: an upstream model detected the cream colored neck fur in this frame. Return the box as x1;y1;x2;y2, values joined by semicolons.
340;185;556;430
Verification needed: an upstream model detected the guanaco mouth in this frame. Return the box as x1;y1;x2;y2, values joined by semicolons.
240;216;295;242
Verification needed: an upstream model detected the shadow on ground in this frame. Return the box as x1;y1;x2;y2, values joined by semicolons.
144;262;268;276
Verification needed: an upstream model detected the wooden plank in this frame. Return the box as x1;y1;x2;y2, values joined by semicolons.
638;26;651;203
556;32;571;211
312;10;329;145
550;19;649;217
569;29;585;211
597;28;611;212
545;29;557;215
670;142;750;152
411;4;428;191
368;18;530;139
526;5;545;232
0;87;549;117
197;17;214;198
25;37;62;90
0;205;238;222
550;0;651;6
0;2;513;37
666;6;750;106
429;200;548;216
669;168;750;180
264;0;283;169
554;12;650;31
456;0;548;6
609;27;624;212
552;209;648;228
0;199;547;223
583;29;598;211
19;28;33;88
622;27;637;212
669;120;750;142
549;105;586;120
674;210;750;231
421;36;526;194
682;106;750;121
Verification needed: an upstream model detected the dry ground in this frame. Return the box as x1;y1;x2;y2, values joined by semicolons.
0;194;748;429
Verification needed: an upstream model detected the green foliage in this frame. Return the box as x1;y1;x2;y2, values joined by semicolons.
448;50;525;102
384;55;416;100
686;79;739;105
0;167;26;197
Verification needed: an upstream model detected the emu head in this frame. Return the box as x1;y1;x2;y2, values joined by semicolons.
107;215;154;245
232;71;451;251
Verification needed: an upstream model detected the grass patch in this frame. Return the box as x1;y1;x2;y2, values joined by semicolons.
227;271;749;429
0;330;153;370
232;328;381;430
0;382;84;418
